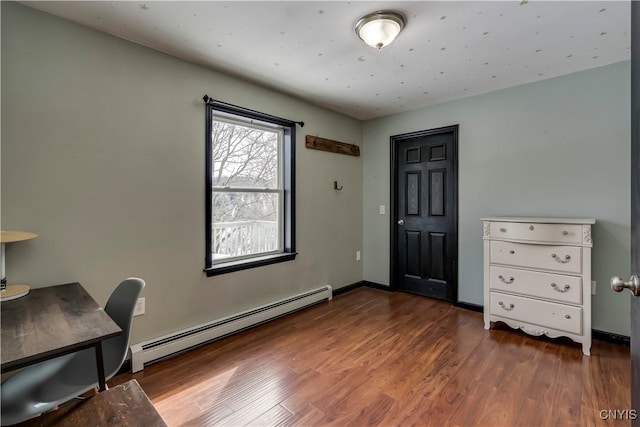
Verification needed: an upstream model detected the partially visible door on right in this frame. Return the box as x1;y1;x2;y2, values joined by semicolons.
611;3;639;425
630;2;639;423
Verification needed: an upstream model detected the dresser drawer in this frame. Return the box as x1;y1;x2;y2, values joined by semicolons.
489;266;582;304
489;221;583;244
490;241;582;274
490;292;582;335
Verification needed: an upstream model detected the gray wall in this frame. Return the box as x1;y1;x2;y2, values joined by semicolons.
362;61;632;335
1;2;363;344
2;2;632;340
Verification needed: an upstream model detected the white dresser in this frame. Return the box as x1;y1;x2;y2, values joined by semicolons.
482;217;595;355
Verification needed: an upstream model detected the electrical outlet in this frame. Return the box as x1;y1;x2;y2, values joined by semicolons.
356;250;361;261
591;280;596;295
134;297;145;316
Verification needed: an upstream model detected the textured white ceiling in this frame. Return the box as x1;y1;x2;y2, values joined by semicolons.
23;1;631;120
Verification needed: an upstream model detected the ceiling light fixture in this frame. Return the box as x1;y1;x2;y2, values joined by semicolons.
355;10;406;49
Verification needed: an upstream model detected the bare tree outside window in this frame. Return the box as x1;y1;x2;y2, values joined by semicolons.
211;118;283;260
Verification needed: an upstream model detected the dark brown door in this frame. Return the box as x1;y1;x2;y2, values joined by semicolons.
631;2;639;423
391;125;458;302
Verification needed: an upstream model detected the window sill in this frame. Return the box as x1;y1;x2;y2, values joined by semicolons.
205;252;297;277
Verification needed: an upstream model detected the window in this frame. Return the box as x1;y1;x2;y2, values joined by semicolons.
204;97;296;275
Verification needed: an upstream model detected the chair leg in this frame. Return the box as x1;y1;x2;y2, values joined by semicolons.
75;386;100;400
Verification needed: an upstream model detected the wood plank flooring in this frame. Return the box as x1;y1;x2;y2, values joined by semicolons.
111;287;631;426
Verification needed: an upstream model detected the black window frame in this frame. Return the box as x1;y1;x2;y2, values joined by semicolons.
204;97;297;276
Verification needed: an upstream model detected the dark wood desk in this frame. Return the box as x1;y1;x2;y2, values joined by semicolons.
1;282;122;391
19;380;167;426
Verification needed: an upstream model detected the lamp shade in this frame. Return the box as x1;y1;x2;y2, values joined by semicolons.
1;231;38;243
355;11;405;49
1;230;38;301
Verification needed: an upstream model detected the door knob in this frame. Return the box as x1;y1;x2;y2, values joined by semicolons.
610;275;640;296
398;219;405;225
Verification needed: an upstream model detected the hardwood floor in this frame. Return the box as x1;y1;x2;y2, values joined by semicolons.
111;287;631;426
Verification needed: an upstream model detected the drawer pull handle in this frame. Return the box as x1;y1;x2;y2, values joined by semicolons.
529;225;535;231
551;254;571;263
498;275;515;284
565;314;571;319
509;250;515;254
498;301;515;311
551;283;570;292
562;231;569;236
499;227;507;232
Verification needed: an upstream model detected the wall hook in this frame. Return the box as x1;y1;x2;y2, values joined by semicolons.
334;181;343;191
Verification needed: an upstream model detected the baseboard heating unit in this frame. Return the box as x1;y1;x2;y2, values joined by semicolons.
129;284;332;372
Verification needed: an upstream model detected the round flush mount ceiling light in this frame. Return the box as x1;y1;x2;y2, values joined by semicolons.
355;11;406;49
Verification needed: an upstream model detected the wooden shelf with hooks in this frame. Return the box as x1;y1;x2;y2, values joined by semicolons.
305;135;360;157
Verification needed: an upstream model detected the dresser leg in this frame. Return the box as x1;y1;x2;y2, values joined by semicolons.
484;317;491;330
582;343;591;356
